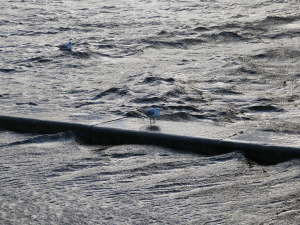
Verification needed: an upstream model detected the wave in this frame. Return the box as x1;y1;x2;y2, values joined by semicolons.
251;48;300;60
1;131;75;148
259;15;300;26
141;76;175;84
247;105;284;112
28;56;52;63
213;88;243;95
132;96;165;104
15;102;38;106
92;87;129;100
203;31;246;42
0;68;16;73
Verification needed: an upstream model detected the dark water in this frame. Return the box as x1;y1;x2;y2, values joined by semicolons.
1;0;300;224
1;130;300;224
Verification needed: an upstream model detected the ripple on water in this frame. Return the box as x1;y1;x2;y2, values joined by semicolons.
1;131;300;224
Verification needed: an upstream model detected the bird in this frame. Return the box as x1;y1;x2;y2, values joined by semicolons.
143;108;161;124
59;42;73;50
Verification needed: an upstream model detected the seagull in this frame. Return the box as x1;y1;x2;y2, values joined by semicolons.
144;108;161;124
59;42;73;50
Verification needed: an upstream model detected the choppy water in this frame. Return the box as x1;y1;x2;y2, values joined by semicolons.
1;0;300;132
1;0;300;224
1;130;300;224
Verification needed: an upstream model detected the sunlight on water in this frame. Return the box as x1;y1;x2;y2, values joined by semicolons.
1;0;300;223
1;131;300;224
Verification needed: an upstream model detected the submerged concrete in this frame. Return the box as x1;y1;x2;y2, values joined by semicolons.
1;113;300;164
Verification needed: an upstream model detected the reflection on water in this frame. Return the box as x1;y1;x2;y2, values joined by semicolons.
145;125;161;132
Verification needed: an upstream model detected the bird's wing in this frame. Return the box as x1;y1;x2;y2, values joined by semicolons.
144;110;155;116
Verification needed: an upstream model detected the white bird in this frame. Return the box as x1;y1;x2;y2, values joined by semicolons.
144;108;161;124
59;42;73;50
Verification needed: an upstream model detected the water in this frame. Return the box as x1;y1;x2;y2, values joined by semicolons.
1;130;300;224
1;0;300;223
1;0;300;131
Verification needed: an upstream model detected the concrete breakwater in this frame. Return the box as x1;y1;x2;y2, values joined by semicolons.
1;114;300;164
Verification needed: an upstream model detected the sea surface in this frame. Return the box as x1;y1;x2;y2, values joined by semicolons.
1;0;300;224
1;130;300;224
